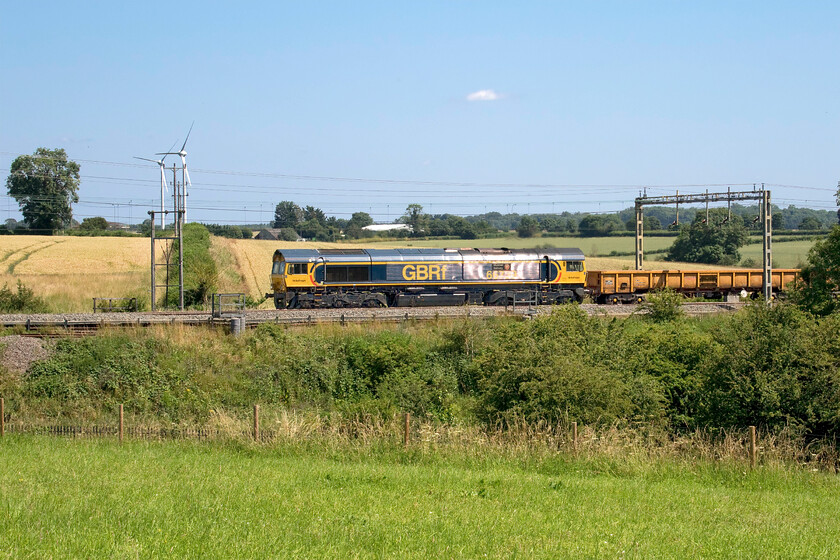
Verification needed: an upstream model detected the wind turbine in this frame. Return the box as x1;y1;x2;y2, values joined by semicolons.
157;122;193;222
134;154;169;229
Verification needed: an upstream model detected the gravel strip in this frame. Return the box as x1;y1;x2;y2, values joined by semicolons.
0;302;746;329
0;336;52;373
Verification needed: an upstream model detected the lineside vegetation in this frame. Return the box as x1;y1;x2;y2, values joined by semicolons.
4;303;840;443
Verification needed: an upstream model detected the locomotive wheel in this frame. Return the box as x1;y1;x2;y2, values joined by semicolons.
495;297;514;307
363;298;386;308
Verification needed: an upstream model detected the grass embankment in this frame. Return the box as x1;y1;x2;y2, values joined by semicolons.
1;436;839;558
4;305;840;449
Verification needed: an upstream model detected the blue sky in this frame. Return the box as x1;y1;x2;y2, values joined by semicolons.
1;1;838;225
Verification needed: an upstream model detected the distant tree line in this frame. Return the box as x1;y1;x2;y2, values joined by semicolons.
202;224;253;239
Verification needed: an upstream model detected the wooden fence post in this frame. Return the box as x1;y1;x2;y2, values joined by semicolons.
253;404;260;442
119;404;123;443
749;425;756;469
572;421;578;452
404;412;410;447
1;398;5;437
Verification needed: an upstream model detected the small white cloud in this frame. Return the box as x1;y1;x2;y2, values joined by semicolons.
466;89;501;101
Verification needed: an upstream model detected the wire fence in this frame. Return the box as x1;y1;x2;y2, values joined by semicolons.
2;399;839;471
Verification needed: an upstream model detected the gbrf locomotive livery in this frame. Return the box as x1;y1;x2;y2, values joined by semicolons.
268;248;587;309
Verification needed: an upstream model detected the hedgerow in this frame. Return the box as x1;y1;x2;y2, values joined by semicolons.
4;303;840;439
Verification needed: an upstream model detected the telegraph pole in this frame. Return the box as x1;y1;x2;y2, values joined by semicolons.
148;164;185;311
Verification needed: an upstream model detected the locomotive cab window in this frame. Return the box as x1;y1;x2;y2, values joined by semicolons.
326;265;370;283
287;263;308;275
272;261;284;275
566;261;583;272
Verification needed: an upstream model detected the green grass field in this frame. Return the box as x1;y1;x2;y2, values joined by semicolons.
2;436;839;559
399;235;815;268
739;239;814;269
403;235;678;255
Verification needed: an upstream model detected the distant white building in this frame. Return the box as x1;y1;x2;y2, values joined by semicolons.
362;224;413;233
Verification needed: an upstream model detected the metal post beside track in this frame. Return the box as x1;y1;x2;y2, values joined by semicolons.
634;201;643;270
762;188;772;303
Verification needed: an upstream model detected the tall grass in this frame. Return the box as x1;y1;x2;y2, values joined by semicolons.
1;434;839;559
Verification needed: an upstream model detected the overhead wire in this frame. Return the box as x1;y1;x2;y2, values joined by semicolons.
2;151;836;225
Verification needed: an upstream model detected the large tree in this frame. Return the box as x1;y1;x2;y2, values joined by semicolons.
836;180;840;225
6;148;80;233
80;216;109;231
516;216;539;238
303;205;327;227
402;203;428;236
273;201;303;229
794;225;840;316
666;208;748;265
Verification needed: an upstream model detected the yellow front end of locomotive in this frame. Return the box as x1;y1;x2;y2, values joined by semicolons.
559;259;586;286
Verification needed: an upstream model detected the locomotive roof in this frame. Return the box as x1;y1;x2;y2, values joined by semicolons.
273;247;585;263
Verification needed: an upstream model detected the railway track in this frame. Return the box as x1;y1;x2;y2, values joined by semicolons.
0;301;747;336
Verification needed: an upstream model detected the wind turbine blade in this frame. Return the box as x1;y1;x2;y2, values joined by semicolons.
160;139;177;163
184;166;191;187
134;156;157;163
180;121;194;151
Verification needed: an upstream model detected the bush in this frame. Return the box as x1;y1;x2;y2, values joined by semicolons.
793;225;840;316
25;334;205;422
472;308;659;425
0;281;47;313
695;303;840;435
640;288;683;322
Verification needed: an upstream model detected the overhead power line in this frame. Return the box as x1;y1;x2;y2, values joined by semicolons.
3;151;836;193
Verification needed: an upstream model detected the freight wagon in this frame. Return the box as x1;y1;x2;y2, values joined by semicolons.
268;248;587;309
586;269;799;304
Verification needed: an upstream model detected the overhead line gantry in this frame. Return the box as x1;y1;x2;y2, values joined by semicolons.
634;186;773;302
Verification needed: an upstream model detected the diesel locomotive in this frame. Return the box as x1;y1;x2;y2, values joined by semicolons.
267;247;587;309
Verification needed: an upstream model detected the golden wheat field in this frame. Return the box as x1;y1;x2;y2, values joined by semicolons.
0;236;154;312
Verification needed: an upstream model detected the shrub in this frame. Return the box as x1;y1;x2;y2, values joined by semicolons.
696;303;840;435
472;308;660;425
640;288;683;322
0;281;47;313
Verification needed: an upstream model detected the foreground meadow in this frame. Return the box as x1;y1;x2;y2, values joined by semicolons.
0;436;838;559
